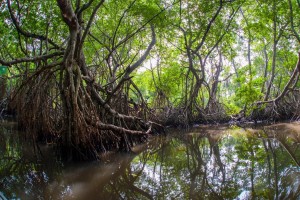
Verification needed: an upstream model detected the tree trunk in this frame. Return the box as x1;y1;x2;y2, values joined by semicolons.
261;44;269;94
0;78;6;102
264;0;278;101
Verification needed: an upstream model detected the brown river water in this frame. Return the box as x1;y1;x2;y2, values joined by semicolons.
1;120;300;199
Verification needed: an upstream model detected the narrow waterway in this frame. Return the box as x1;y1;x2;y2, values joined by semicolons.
1;120;300;199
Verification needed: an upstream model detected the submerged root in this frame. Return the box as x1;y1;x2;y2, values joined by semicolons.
10;68;164;161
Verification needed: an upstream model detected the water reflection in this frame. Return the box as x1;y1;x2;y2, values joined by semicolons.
0;120;61;199
1;121;300;199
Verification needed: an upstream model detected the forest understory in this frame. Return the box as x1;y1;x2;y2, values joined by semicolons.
0;0;300;161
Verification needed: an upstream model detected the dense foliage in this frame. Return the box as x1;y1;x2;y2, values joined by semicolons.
0;0;300;160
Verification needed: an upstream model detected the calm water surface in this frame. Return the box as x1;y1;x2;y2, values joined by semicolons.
1;120;300;199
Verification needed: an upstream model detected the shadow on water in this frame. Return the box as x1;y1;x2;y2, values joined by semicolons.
1;121;300;199
0;120;61;200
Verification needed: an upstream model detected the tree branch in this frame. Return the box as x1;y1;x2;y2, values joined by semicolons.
7;0;60;49
57;0;79;31
0;52;64;66
195;0;223;52
288;0;300;43
112;0;137;48
78;0;105;52
203;6;240;65
77;0;95;16
256;52;300;105
124;25;156;77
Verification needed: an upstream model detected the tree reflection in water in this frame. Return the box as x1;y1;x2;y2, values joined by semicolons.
106;124;300;199
0;121;61;199
1;122;300;199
